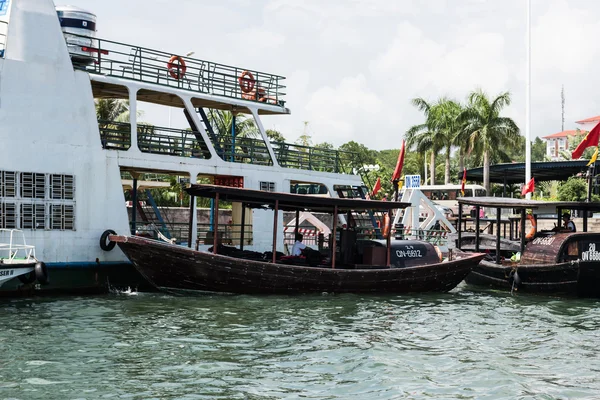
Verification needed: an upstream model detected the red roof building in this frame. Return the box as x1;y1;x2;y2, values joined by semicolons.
541;115;600;160
541;130;584;160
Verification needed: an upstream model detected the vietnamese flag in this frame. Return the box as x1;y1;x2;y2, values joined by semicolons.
371;177;382;197
572;122;600;159
521;177;535;197
460;168;467;196
391;140;405;182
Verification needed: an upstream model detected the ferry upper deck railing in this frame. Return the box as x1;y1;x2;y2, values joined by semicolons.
0;21;7;58
98;120;358;174
66;34;287;107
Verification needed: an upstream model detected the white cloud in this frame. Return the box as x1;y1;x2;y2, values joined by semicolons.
68;0;600;150
303;74;385;146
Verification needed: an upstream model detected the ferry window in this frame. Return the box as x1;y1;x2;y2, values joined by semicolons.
291;183;328;195
20;172;46;199
260;181;276;192
51;204;75;230
21;204;46;230
51;174;75;200
0;171;16;197
0;170;76;231
1;203;16;229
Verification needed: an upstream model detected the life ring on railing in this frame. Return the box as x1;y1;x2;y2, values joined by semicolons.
34;262;49;285
100;229;117;251
167;55;187;80
525;214;537;240
382;213;391;238
238;70;256;93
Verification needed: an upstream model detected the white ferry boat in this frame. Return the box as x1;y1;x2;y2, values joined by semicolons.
0;0;365;295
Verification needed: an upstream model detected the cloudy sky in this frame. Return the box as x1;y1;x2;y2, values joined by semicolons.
66;0;600;150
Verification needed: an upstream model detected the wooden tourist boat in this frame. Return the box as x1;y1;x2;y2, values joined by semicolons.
456;197;600;297
110;185;486;295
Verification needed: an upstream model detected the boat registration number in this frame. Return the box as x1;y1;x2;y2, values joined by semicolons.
581;243;600;261
396;249;422;258
532;236;555;246
0;269;14;277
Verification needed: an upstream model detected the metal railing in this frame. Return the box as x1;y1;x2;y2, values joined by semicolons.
271;142;355;173
98;120;359;173
66;34;287;106
0;21;7;58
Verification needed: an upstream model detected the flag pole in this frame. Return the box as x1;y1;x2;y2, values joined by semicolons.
525;0;532;199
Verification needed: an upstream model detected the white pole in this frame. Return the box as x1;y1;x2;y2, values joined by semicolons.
525;0;532;199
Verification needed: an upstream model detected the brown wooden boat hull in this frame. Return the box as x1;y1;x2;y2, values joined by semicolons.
112;235;485;295
465;259;600;297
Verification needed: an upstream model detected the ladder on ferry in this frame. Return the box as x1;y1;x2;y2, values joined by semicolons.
336;186;383;239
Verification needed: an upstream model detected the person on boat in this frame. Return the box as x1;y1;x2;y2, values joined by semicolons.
292;233;307;256
562;213;576;232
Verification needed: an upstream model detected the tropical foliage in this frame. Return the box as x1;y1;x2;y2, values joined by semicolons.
557;177;599;202
458;90;521;192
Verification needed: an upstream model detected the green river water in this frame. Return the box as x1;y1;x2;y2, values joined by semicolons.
1;285;600;399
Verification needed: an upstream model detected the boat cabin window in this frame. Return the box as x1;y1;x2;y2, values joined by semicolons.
260;181;276;192
290;183;328;195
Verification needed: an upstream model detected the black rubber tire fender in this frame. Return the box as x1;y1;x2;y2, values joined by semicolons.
100;229;117;251
34;262;49;285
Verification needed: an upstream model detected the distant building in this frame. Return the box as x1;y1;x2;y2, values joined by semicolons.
542;115;600;160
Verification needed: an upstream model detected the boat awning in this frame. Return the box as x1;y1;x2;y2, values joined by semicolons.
458;197;543;209
458;197;600;212
186;184;410;213
461;160;596;184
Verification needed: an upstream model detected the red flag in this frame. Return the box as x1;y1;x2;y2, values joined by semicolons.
391;140;405;182
371;177;382;197
572;122;600;159
460;168;466;196
521;177;535;196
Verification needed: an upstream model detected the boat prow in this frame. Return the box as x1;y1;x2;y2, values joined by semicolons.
0;229;49;287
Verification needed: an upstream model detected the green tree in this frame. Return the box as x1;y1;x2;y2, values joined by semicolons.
207;110;258;139
406;97;461;185
564;130;596;160
339;141;377;172
95;99;131;122
295;134;312;147
557;177;593;201
315;142;334;149
532;137;548;162
266;129;286;143
458;90;521;192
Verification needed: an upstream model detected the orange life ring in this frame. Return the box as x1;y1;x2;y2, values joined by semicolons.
167;56;186;80
238;70;256;93
526;214;537;240
382;213;391;238
241;90;258;101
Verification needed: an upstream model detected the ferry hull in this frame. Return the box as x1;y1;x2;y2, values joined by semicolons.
0;262;153;296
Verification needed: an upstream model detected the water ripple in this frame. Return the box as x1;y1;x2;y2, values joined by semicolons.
2;290;600;399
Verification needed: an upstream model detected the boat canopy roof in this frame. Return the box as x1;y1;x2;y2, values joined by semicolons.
186;184;410;213
458;196;600;211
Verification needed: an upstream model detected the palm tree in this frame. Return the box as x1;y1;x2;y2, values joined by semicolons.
207;110;261;161
207;110;259;139
458;90;521;192
433;99;463;184
95;99;131;122
406;97;459;185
